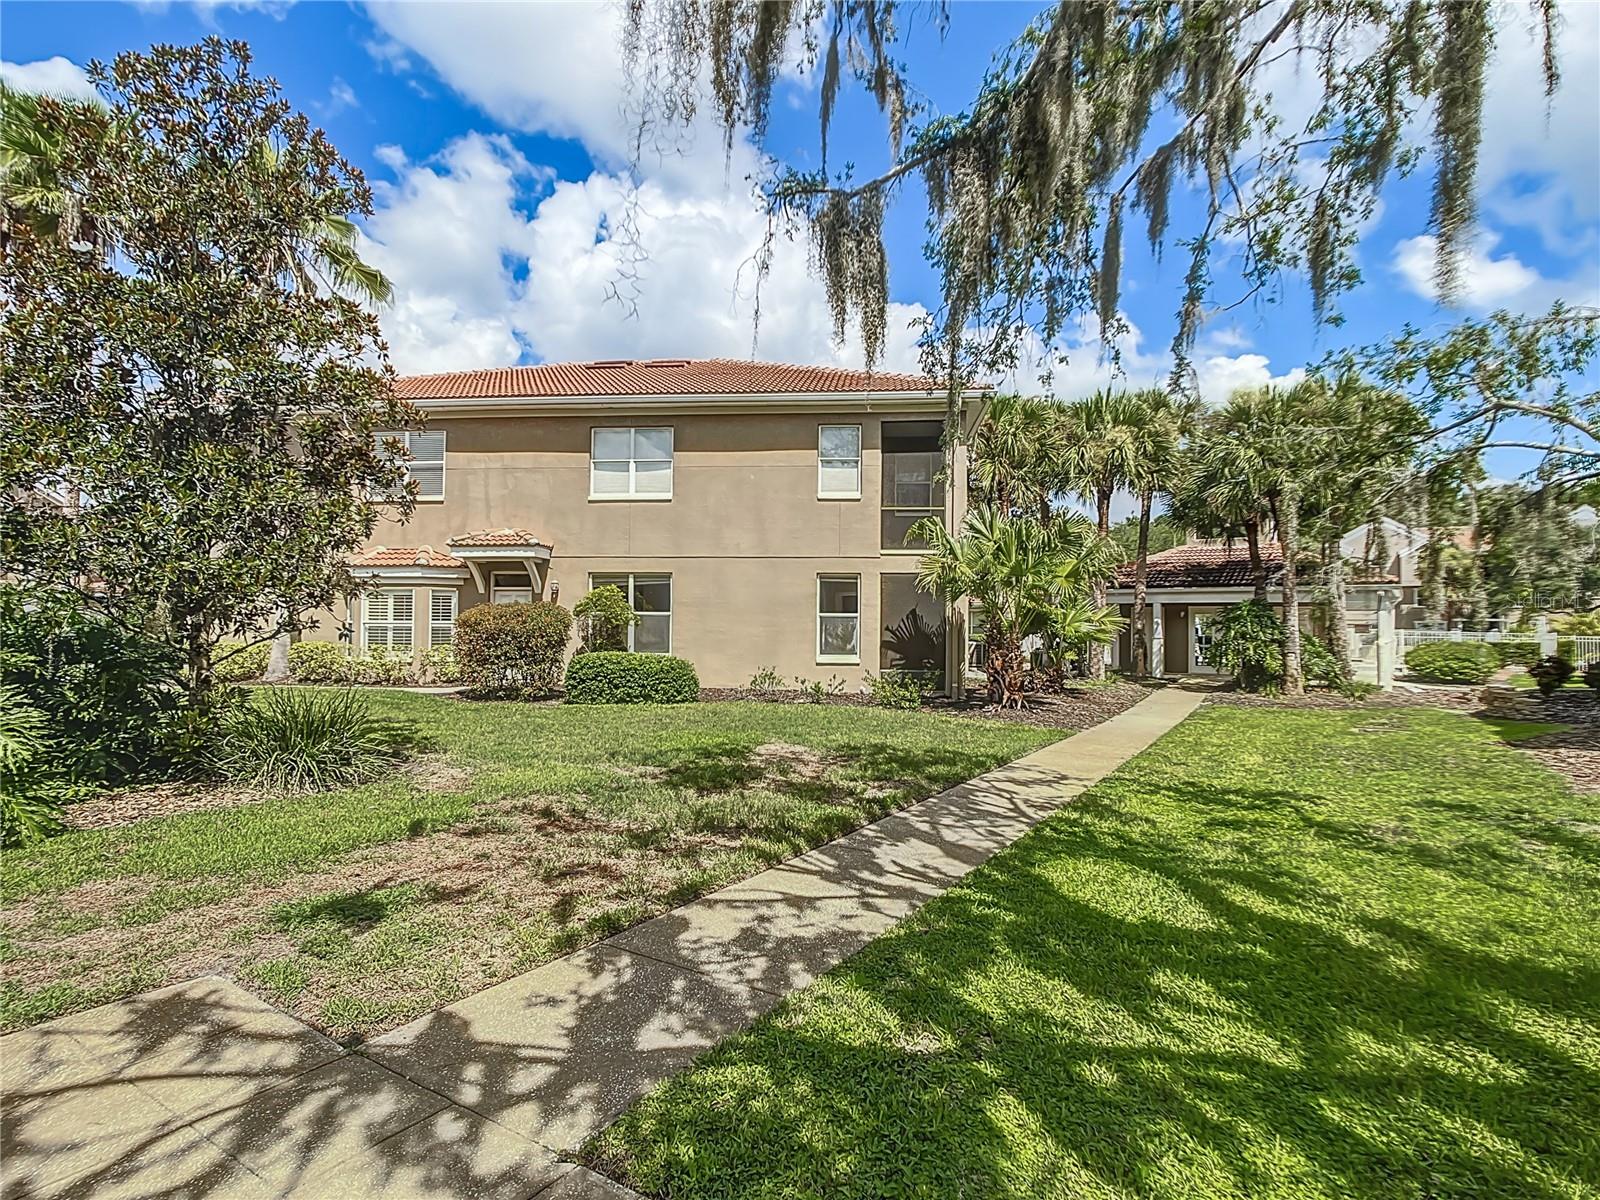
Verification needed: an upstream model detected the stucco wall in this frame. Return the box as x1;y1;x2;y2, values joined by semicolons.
303;406;970;689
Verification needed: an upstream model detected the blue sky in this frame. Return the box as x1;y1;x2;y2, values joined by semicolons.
4;0;1597;489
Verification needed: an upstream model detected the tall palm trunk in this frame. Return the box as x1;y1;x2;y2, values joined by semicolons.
1088;488;1112;679
1131;490;1153;675
1245;515;1268;602
1277;488;1304;696
1326;544;1352;679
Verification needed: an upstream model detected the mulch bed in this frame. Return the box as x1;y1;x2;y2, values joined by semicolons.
1505;726;1600;792
699;680;1158;732
1207;683;1483;712
61;781;270;832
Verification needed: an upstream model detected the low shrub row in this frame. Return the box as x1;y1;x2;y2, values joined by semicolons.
1403;641;1498;684
211;640;463;687
565;652;699;704
1493;640;1540;667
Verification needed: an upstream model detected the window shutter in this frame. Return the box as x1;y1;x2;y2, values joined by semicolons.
407;431;446;499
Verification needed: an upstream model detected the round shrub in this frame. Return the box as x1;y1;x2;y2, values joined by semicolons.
564;652;698;704
1528;654;1574;696
1403;641;1498;684
572;585;636;653
1583;660;1600;692
1493;640;1539;668
288;640;352;684
214;641;271;683
455;601;573;697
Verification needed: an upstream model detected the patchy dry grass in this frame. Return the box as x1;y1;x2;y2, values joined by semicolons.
1;694;1056;1040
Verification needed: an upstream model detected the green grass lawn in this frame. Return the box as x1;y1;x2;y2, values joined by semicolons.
0;694;1056;1038
588;706;1600;1200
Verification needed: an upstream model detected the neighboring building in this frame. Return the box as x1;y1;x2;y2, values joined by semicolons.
310;359;987;690
1107;521;1430;687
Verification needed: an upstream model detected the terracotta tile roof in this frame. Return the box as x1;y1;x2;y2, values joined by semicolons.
394;358;962;401
348;545;464;569
448;528;546;548
1114;542;1397;589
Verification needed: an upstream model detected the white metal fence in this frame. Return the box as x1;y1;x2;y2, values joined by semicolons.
1565;636;1600;663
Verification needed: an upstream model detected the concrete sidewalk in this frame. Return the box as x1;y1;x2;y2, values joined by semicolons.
1;683;1209;1199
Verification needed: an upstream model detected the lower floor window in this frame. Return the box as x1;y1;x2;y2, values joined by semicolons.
491;571;534;605
590;573;671;652
429;589;457;647
817;575;861;662
363;588;413;649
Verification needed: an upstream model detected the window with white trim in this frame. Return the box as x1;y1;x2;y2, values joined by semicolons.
490;572;534;605
375;431;446;500
818;424;862;498
429;589;457;646
590;573;671;652
591;427;673;499
817;575;861;662
363;588;414;649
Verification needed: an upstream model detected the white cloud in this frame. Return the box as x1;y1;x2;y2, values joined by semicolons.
364;2;632;161
0;56;97;100
1392;232;1598;310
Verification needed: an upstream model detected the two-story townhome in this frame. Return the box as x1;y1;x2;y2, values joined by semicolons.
311;359;988;691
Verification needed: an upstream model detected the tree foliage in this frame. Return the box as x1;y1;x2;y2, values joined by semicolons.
911;505;1121;707
622;1;1561;401
0;39;418;708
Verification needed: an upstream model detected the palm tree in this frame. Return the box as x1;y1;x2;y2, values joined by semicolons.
1173;422;1276;602
1061;390;1160;678
1199;382;1341;696
910;505;1121;707
971;394;1068;519
1125;389;1195;677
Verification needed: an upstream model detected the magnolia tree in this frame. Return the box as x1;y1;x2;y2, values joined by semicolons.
0;39;419;710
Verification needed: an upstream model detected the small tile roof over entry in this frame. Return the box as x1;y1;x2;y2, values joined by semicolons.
1115;542;1398;589
348;546;464;569
1115;543;1284;590
448;528;546;547
394;358;951;401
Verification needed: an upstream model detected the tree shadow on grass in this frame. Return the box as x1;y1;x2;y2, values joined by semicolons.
581;778;1600;1200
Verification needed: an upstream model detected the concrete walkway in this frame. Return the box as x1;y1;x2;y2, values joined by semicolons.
1;683;1209;1200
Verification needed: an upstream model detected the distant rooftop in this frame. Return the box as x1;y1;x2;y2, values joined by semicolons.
393;358;965;401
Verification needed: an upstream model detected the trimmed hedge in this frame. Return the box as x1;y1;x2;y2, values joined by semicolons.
1492;640;1540;667
1403;641;1498;684
564;652;699;704
455;601;572;697
288;641;351;684
213;641;271;683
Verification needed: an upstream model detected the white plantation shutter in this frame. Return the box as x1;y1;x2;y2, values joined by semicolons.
374;431;446;500
406;431;446;499
363;589;414;648
429;590;457;646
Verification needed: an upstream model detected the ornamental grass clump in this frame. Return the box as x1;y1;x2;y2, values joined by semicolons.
211;687;397;793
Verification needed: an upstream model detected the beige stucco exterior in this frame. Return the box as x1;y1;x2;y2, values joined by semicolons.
306;400;978;690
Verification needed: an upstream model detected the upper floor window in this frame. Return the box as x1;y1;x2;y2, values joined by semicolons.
363;588;413;649
818;424;862;499
591;427;673;499
882;420;945;551
375;431;446;501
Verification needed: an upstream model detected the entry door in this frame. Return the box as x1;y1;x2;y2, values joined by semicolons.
1191;611;1219;673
